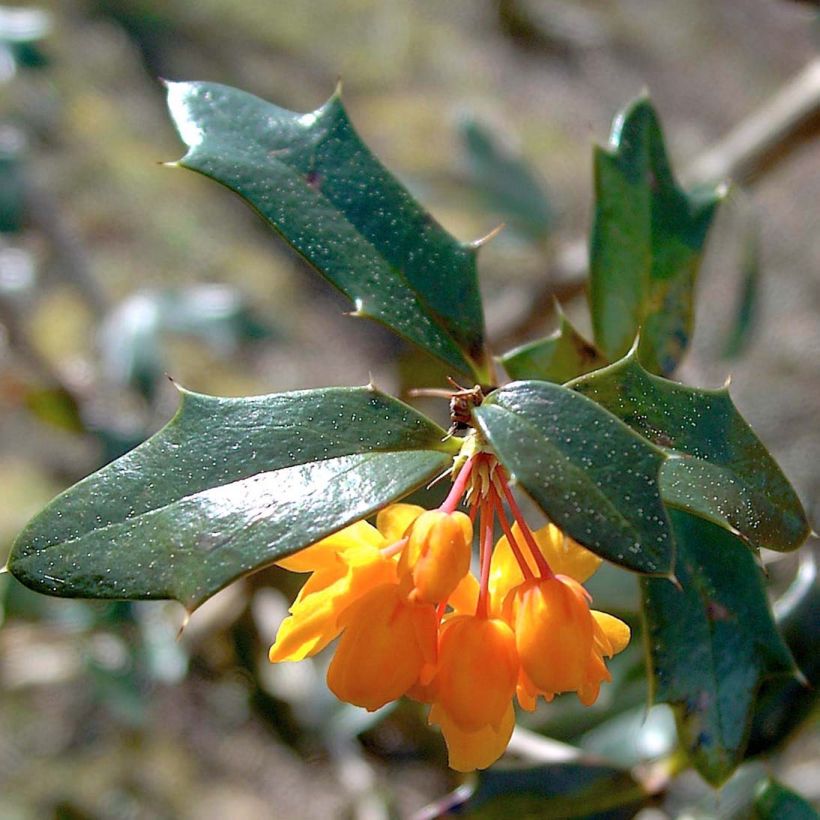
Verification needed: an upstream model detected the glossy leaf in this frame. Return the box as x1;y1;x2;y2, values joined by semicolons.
746;551;819;757
589;96;723;375
473;381;673;575
500;307;608;383
754;778;818;820
9;386;456;609
166;81;488;380
460;117;552;243
571;352;810;552
642;510;797;786
428;763;648;819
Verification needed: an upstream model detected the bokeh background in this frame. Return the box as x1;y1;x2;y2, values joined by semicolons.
1;1;817;817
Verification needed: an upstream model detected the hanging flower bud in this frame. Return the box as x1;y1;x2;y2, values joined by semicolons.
399;510;473;604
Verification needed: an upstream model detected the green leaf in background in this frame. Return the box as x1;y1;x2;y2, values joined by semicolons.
0;127;25;233
460;117;553;243
8;386;457;609
473;380;673;575
746;550;819;758
570;352;809;552
500;305;608;383
589;96;723;375
754;778;819;820
0;6;51;74
723;205;762;360
430;763;648;819
642;509;797;786
166;81;489;381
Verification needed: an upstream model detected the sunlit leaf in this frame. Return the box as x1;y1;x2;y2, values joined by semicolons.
473;380;673;575
754;777;818;820
166;81;489;380
9;386;457;609
500;307;607;383
571;352;810;552
589;96;723;375
642;510;797;786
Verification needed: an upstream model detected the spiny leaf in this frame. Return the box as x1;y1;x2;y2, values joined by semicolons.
589;96;723;375
571;352;810;552
500;307;608;383
165;81;489;380
9;386;457;609
642;510;797;786
473;380;673;575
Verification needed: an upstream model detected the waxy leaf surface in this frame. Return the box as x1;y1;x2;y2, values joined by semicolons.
753;778;818;820
571;353;810;552
445;762;648;819
500;309;607;384
473;381;673;575
642;510;796;786
589;96;722;375
9;387;456;609
166;81;487;380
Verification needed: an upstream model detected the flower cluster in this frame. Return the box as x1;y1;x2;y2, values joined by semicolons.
269;449;630;771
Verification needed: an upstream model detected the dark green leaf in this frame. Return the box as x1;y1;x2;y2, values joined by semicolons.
642;510;797;786
460;117;552;243
473;381;673;575
9;386;456;609
500;307;608;383
166;81;488;380
723;207;761;359
0;129;25;233
431;763;648;819
754;778;819;820
747;551;819;757
589;96;723;375
571;352;810;552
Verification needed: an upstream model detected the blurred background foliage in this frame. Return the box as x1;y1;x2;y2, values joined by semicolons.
0;1;817;817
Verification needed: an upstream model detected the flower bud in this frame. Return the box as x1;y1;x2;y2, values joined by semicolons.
399;510;473;604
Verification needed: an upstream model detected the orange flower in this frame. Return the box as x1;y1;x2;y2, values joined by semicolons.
268;504;423;662
398;510;473;604
428;614;518;771
326;582;438;711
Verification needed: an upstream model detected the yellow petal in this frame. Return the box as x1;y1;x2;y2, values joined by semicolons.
591;610;631;657
429;701;515;772
376;503;425;543
276;521;384;571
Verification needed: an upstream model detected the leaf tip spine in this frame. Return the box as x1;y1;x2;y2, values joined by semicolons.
468;222;505;250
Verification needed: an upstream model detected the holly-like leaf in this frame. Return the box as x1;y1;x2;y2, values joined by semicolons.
500;307;608;383
8;386;456;609
571;352;810;552
472;381;673;575
427;763;648;820
642;509;797;786
754;778;818;820
165;81;489;381
746;551;819;757
589;96;723;375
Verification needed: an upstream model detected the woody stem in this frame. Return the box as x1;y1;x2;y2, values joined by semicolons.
491;487;534;581
439;455;476;514
497;471;554;579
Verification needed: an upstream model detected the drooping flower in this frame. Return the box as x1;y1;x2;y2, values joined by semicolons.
268;443;631;772
268;504;423;663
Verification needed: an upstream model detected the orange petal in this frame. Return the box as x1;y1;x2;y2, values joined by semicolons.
429;702;515;772
447;571;479;614
591;611;631;657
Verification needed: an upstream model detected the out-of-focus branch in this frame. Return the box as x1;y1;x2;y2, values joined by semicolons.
685;59;820;188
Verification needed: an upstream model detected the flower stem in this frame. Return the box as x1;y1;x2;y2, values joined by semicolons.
476;498;494;619
380;536;408;559
439;455;475;514
491;487;534;581
497;471;554;579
